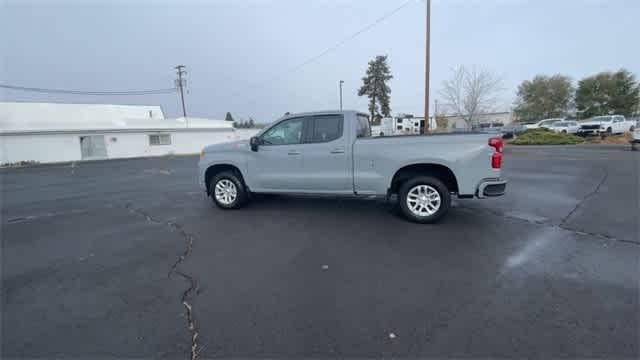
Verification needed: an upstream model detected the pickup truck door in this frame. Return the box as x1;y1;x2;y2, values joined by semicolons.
615;116;629;132
612;116;622;133
247;117;307;191
298;114;351;193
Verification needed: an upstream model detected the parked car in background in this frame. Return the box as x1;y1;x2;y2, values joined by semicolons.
578;115;635;136
477;122;504;130
523;118;564;130
475;122;505;136
549;120;580;134
498;124;527;139
199;110;506;223
632;125;640;151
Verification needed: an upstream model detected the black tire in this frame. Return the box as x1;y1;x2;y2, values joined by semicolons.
398;176;451;224
630;126;635;132
562;130;567;134
607;127;612;135
209;171;248;209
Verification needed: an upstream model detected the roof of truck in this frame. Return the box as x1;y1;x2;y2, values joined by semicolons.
281;110;361;117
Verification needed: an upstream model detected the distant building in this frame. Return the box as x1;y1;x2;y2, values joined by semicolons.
440;112;514;129
0;102;243;164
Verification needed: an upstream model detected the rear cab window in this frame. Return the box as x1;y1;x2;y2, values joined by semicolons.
356;113;371;138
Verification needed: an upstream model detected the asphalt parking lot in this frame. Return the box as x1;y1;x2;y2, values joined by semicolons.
2;145;639;359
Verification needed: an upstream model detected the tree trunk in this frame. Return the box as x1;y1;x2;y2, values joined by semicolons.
371;80;378;125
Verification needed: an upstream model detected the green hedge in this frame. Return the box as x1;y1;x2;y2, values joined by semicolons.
511;128;584;145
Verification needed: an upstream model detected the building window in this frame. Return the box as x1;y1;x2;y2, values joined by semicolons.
149;134;171;146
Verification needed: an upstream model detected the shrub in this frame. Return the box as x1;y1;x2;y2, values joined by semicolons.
511;128;584;145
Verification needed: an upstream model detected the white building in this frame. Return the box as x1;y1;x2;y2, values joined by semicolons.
441;112;514;130
0;102;245;165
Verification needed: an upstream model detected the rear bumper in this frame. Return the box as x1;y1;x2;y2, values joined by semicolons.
476;178;507;198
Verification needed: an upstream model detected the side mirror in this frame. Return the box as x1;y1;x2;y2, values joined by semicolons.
250;136;261;152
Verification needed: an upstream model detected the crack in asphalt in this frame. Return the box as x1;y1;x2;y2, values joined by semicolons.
458;168;640;246
125;203;201;360
557;224;639;246
458;206;637;245
560;170;609;226
5;209;89;224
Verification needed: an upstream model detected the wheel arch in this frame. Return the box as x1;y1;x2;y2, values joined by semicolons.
389;163;459;195
205;164;246;194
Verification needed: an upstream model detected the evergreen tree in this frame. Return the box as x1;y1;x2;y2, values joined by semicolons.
358;55;393;125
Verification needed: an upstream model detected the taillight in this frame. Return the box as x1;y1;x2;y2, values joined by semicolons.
492;152;502;169
489;137;503;153
489;137;503;169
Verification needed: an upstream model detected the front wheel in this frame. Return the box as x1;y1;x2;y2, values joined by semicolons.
210;171;248;209
398;176;451;223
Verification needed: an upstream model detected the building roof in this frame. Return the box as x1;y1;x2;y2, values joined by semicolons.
0;102;231;133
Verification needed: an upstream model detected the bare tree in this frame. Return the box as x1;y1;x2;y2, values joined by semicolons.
439;66;503;127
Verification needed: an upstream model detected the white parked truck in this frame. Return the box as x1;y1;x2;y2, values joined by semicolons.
578;115;636;136
632;123;640;150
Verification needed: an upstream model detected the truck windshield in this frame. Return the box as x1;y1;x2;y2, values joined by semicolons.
356;114;371;138
592;116;613;122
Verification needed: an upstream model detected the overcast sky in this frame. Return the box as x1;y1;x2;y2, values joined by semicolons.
2;0;639;122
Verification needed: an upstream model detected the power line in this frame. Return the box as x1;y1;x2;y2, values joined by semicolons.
0;84;176;95
250;0;416;90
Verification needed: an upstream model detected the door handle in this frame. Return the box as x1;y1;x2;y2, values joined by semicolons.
287;150;301;155
330;148;345;154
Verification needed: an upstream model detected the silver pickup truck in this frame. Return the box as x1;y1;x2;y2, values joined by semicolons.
198;110;506;223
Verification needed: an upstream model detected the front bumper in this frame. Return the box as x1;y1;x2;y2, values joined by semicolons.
477;178;507;198
578;128;604;136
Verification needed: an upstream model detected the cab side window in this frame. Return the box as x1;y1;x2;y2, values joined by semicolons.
308;115;343;143
261;118;304;145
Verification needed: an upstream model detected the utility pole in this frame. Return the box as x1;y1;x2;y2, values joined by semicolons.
423;0;431;134
175;65;187;119
433;99;438;120
339;80;344;110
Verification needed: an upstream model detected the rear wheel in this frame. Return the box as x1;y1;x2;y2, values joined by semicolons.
398;176;451;223
210;171;248;209
562;130;567;134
